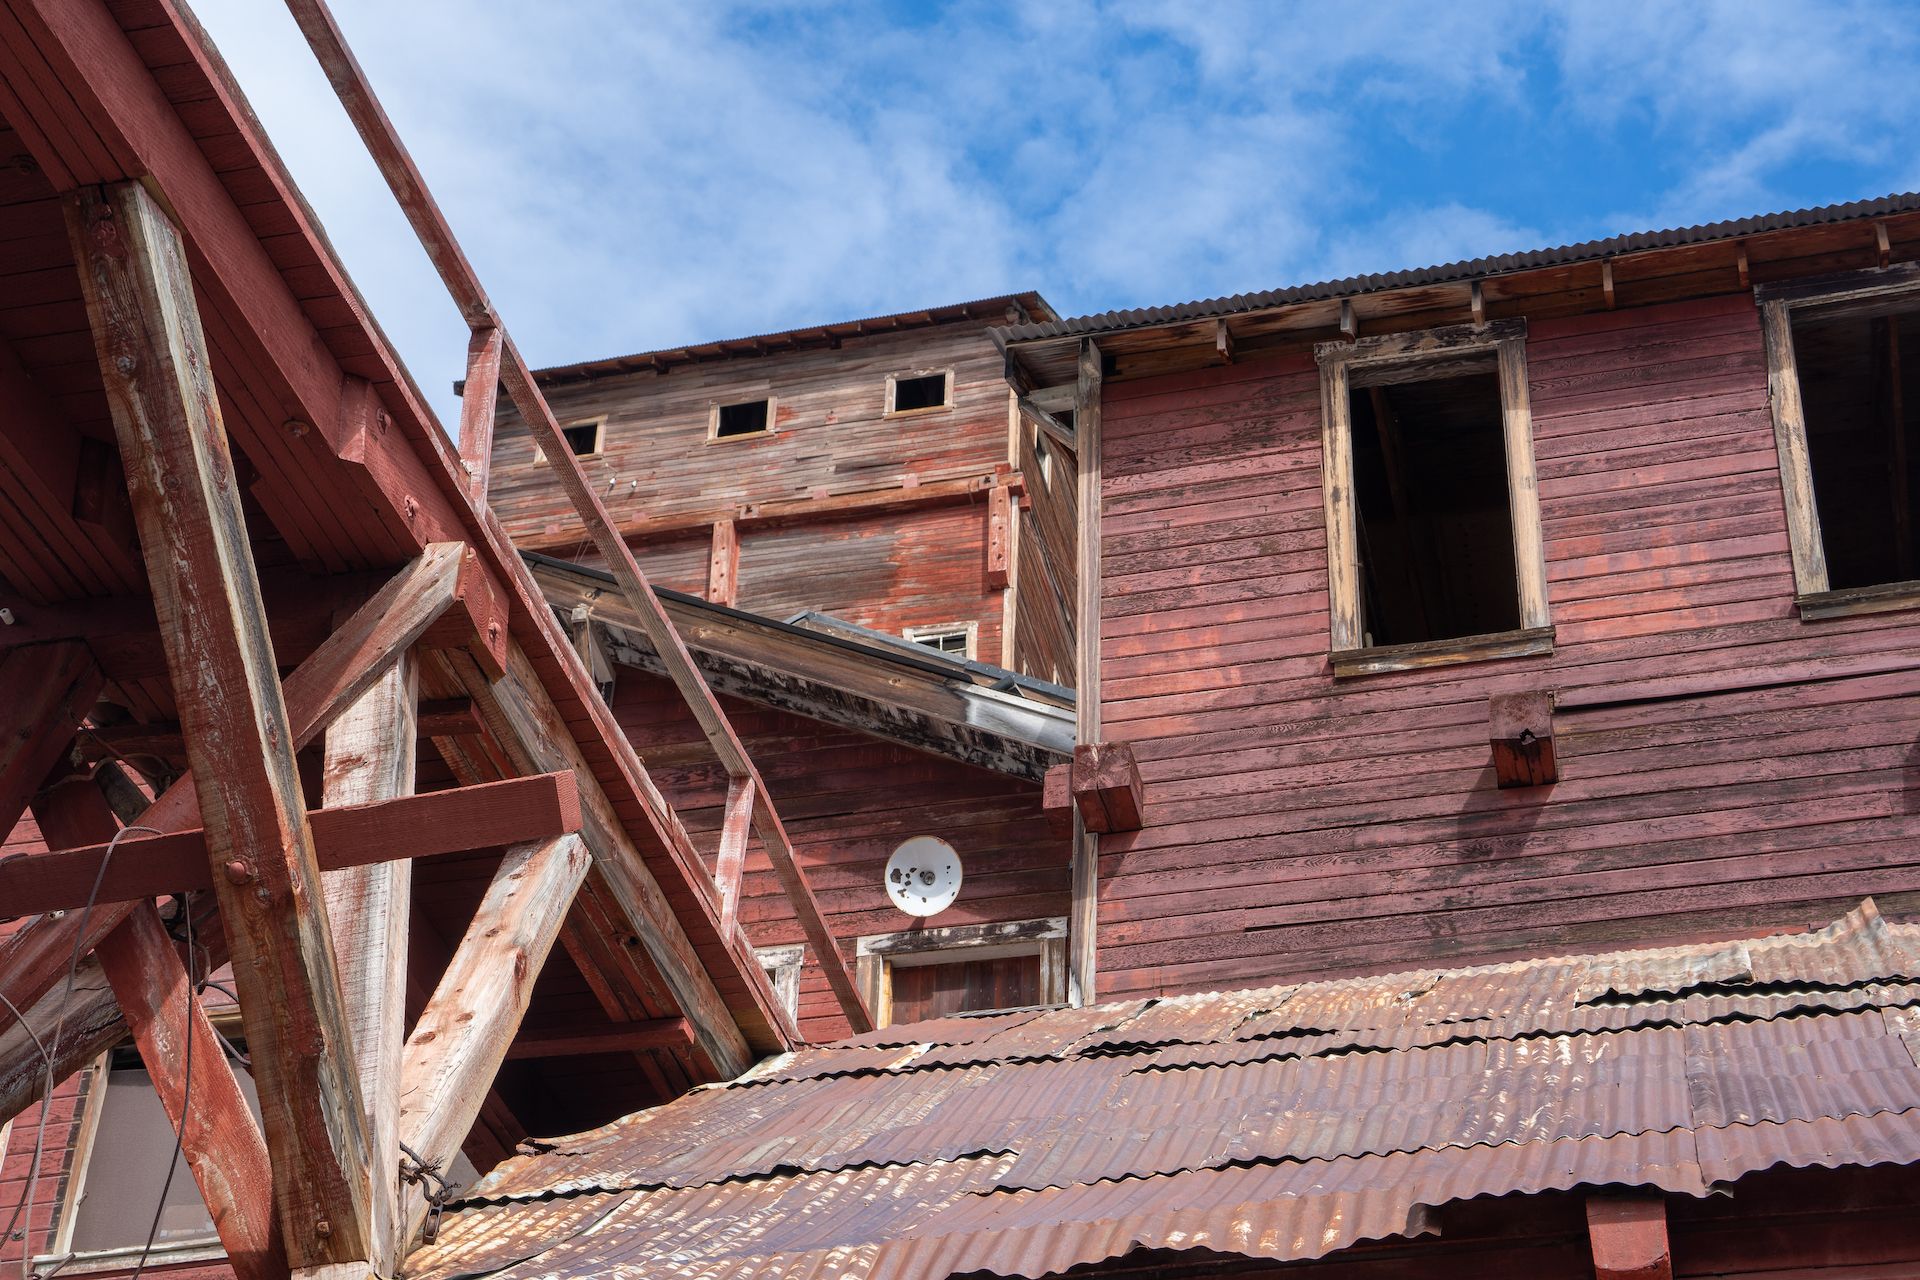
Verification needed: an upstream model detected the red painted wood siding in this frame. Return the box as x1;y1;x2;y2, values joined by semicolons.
1096;293;1920;999
611;673;1068;1041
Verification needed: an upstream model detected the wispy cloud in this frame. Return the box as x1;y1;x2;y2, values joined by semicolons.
187;0;1920;426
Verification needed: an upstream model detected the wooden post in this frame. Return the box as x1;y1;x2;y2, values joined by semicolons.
1760;298;1831;597
1317;352;1363;651
1587;1195;1673;1280
1496;336;1551;631
396;833;589;1244
322;654;418;1274
67;180;372;1264
96;903;287;1280
708;518;739;607
986;482;1012;589
1070;339;1103;1006
459;326;502;502
714;775;756;936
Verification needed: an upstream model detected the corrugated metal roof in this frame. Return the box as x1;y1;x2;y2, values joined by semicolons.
1002;193;1920;346
410;900;1920;1280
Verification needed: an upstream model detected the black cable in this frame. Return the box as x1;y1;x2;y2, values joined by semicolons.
0;989;51;1255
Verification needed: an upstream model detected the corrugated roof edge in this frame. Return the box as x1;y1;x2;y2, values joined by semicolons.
508;291;1057;388
1002;192;1920;345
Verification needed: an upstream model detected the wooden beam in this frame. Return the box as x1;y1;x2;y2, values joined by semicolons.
1602;258;1617;309
0;772;581;915
1070;741;1145;833
714;775;755;936
96;902;286;1280
459;326;502;503
78;698;484;766
1489;690;1557;788
67;177;371;1263
1470;279;1486;327
1339;297;1357;338
1586;1195;1673;1280
986;482;1013;590
707;517;739;607
1760;298;1831;597
1214;318;1234;364
1042;763;1074;840
1071;338;1103;1007
505;1019;692;1059
397;833;589;1245
0;547;479;1125
1496;335;1552;632
0;641;103;839
322;654;417;1275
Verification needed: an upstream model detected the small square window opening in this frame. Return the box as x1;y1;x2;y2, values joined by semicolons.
561;419;603;458
715;399;771;439
890;372;949;414
905;623;975;658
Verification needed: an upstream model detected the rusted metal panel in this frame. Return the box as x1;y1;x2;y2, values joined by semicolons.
416;901;1920;1280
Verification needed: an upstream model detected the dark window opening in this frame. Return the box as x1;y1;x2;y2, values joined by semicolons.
561;421;601;457
1792;310;1920;590
889;952;1042;1025
911;628;970;655
716;399;770;438
1348;371;1518;647
1055;408;1075;430
892;372;948;413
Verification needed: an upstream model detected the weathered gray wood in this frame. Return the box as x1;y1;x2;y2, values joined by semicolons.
1760;298;1831;597
1318;353;1363;652
1070;339;1103;1006
714;774;756;936
460;326;503;502
66;179;371;1265
1498;336;1552;631
397;833;589;1244
322;653;417;1275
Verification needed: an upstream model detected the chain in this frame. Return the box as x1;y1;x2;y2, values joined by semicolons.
397;1140;455;1244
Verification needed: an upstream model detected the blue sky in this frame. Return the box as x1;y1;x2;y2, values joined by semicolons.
191;1;1920;423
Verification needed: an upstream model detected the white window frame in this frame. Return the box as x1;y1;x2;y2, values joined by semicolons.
1756;263;1920;619
1313;318;1552;677
903;620;977;659
708;396;776;443
855;917;1068;1029
884;368;954;418
755;943;804;1021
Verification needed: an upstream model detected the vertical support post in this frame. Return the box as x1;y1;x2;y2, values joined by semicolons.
322;653;418;1274
1070;339;1103;1007
1496;336;1550;631
714;775;756;935
986;482;1012;589
708;517;739;607
459;326;502;503
1760;298;1831;597
1317;352;1362;651
66;179;372;1266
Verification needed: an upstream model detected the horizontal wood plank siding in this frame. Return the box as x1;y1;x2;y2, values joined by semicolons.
1095;292;1920;998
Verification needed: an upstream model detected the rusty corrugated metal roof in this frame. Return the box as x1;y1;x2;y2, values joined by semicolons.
410;900;1920;1280
1001;192;1920;347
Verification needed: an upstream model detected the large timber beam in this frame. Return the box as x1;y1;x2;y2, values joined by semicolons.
0;772;580;915
1070;339;1103;1006
322;656;417;1273
68;178;372;1265
396;833;589;1245
0;642;104;839
0;506;473;1133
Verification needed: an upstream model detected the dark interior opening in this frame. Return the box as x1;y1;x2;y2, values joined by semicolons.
1792;310;1920;590
561;421;600;456
716;399;770;438
889;952;1042;1025
1348;370;1518;647
892;372;948;412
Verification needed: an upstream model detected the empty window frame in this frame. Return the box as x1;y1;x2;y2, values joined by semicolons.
1758;267;1920;616
560;416;605;458
756;943;804;1021
904;621;976;658
855;918;1067;1028
886;370;952;416
1315;319;1551;674
711;398;773;440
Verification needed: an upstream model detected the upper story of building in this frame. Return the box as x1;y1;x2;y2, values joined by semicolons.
484;294;1080;683
1006;193;1920;1002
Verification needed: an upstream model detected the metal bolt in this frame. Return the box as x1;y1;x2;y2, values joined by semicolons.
224;859;253;884
315;1218;331;1239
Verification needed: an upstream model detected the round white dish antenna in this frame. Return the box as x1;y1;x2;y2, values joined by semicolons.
885;836;962;917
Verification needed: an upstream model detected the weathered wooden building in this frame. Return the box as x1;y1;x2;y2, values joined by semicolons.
4;2;1920;1279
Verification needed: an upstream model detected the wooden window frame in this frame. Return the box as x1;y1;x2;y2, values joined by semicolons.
1313;318;1552;676
855;917;1068;1029
533;414;607;464
708;396;777;443
755;943;804;1021
1756;263;1920;619
884;368;954;419
903;620;978;659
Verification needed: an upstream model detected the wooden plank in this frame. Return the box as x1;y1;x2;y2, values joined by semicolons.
0;641;102;839
714;774;754;935
986;482;1012;589
504;1019;692;1059
321;654;416;1275
1498;335;1553;630
1071;338;1103;1006
459;325;502;502
396;832;589;1244
1758;298;1829;596
1316;350;1362;651
95;902;286;1280
1071;741;1145;833
707;517;738;607
1490;690;1558;788
0;772;582;915
66;178;370;1264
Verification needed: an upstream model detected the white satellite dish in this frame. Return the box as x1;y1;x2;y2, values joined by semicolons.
885;836;962;917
